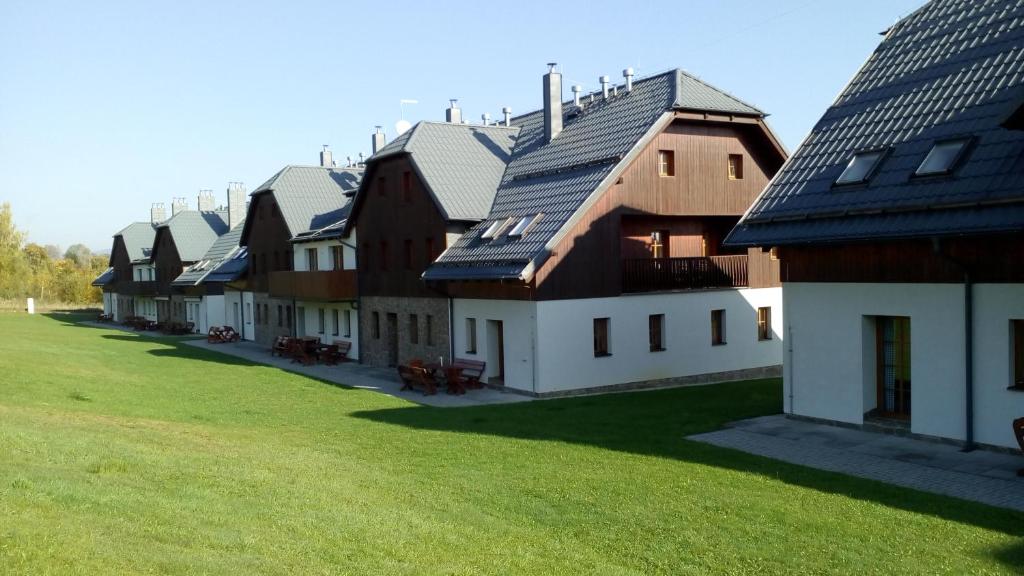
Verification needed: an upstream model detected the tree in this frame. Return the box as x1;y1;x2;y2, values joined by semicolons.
64;243;92;267
44;244;62;260
0;203;29;299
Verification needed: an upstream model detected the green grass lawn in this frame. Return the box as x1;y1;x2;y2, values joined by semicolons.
1;312;1022;575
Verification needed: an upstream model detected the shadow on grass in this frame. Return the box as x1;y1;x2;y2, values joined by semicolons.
351;379;1024;566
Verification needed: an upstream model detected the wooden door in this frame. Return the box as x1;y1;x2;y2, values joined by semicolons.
876;316;911;419
486;320;505;384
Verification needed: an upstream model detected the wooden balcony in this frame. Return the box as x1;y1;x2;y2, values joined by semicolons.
116;281;158;296
269;269;357;301
622;255;748;293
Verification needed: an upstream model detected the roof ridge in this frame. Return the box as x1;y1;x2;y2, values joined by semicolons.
675;68;764;115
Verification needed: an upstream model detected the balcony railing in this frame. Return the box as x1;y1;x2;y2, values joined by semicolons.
116;281;158;296
622;255;748;293
269;269;357;301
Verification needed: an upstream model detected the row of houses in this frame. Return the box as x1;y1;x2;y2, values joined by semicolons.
94;0;1024;450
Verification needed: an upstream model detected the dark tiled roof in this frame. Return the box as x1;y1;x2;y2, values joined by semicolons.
91;267;114;286
426;69;763;280
172;223;245;286
154;210;230;262
247;165;362;240
365;122;519;222
203;245;249;284
727;0;1024;246
113;222;156;263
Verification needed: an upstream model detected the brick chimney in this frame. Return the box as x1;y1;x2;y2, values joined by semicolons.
151;203;166;224
171;197;188;216
543;63;563;142
197;190;215;211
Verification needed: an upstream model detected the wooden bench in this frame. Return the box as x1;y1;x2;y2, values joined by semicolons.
452;358;486;389
332;340;352;362
290;338;318;366
220;326;241;343
271;336;291;357
207;326;225;343
397;364;439;395
97;313;113;323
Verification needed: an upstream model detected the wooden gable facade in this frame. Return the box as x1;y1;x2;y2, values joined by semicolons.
242;192;294;294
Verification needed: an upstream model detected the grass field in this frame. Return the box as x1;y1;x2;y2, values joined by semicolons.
1;312;1022;574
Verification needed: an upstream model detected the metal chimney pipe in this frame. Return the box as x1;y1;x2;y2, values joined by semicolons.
600;75;610;99
481;113;491;126
572;85;582;106
320;145;333;168
358;152;364;165
623;67;634;92
502;107;512;127
445;99;462;123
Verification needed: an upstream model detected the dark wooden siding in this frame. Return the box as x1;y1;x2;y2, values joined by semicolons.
244;193;293;293
780;234;1024;283
533;118;785;300
153;229;183;296
110;237;133;290
354;155;450;299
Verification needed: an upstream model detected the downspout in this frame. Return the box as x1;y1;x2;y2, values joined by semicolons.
932;238;975;451
448;296;455;364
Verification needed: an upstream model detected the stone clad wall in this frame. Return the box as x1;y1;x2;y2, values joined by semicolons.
359;296;450;367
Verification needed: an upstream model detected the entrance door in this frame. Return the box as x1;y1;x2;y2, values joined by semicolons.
386;313;399;366
876;316;911;419
486;320;505;385
233;302;240;333
242;292;255;341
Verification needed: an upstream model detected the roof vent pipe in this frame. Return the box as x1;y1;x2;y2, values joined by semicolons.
371;126;386;155
502;107;512;127
600;75;610;99
481;113;491;126
358;152;364;166
445;99;462;124
572;85;582;106
543;62;563;142
623;67;634;92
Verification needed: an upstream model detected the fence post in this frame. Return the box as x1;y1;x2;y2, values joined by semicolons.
26;298;35;315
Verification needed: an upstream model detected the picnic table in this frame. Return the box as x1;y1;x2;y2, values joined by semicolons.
423;363;467;395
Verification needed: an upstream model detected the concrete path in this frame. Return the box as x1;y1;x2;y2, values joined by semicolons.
79;321;205;339
183;339;532;408
689;415;1024;512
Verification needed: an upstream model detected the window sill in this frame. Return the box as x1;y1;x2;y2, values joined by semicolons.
650;347;666;353
758;338;773;342
712;342;727;347
1007;385;1024;392
594;352;613;358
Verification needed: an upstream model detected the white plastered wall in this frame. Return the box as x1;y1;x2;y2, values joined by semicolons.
296;301;360;360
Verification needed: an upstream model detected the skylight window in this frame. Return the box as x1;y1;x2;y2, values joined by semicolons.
481;217;515;240
835;149;886;185
508;213;543;237
915;138;971;176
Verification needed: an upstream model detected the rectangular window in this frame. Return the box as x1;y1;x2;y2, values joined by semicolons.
836;149;886;185
728;154;744;180
361;242;370;270
306;247;318;271
649;314;665;352
404;239;413;270
410;314;419;344
273;251;280;271
769;247;779;261
285;306;292;328
402;171;412;202
658;150;675;177
331;245;343;270
594;318;611;357
344;309;352;337
425;237;435;261
331;309;339;336
1013;320;1024;388
426;314;434;346
254;303;261;324
378;176;386;196
379;241;388;271
757;307;772;341
372;311;380;339
277;305;283;327
711;309;726;345
466;318;477;353
318;308;325;334
286;250;293;271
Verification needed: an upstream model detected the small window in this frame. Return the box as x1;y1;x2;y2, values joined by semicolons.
306;248;318;271
649;314;665;352
769;247;779;261
594;318;611;357
425;237;435;260
426;314;434;346
377;176;386;196
331;309;339;336
286;250;293;271
254;303;261;324
1013;320;1024;388
658;150;675;177
410;314;419;344
331;245;343;270
263;304;268;325
757;307;772;341
835;149;886;185
404;239;413;270
482;217;515;240
344;309;352;337
379;241;388;271
361;242;371;270
402;171;412;202
372;311;380;339
509;213;543;237
466;318;477;353
915;138;971;176
318;308;325;334
286;305;292;328
728;154;744;180
711;309;726;345
650;230;669;258
277;305;283;327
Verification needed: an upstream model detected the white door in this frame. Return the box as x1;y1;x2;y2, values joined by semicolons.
242;292;255;341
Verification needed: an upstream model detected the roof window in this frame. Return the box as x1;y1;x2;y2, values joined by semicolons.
508;213;543;237
481;217;515;240
915;137;971;177
835;149;886;186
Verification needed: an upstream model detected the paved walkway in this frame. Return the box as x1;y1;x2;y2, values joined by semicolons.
79;321;205;339
689;415;1024;512
183;339;532;408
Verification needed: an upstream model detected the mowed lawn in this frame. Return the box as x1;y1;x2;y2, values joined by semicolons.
1;313;1022;575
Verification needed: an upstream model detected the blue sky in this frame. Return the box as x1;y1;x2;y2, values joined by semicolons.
0;0;924;251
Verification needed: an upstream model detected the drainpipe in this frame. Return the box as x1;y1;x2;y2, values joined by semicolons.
448;297;455;364
933;238;975;451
